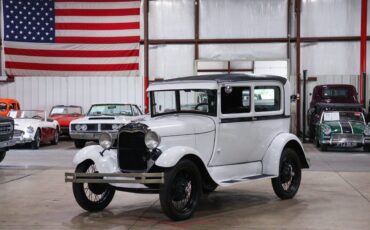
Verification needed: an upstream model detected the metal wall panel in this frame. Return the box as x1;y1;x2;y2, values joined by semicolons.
0;77;144;113
200;0;288;38
301;0;361;37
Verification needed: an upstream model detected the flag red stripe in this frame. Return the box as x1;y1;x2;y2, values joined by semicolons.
55;8;140;16
4;47;139;58
55;36;140;44
56;0;139;2
6;62;139;71
55;22;140;30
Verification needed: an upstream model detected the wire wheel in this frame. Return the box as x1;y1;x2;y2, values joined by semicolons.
72;161;115;212
160;159;201;221
272;148;302;200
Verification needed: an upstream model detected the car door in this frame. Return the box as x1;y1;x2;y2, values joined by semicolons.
209;82;287;166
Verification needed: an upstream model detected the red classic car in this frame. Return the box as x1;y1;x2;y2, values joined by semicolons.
49;105;84;136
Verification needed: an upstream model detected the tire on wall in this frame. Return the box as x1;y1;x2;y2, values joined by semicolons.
72;160;115;212
271;148;302;200
159;159;202;221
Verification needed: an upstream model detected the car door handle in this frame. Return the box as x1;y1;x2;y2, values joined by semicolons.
252;117;257;121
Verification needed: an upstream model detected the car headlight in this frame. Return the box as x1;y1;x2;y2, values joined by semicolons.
112;124;121;130
145;131;161;150
99;132;112;150
323;125;331;135
26;126;34;133
364;126;370;136
76;124;87;131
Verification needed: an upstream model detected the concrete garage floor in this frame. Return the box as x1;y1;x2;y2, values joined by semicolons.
1;140;370;230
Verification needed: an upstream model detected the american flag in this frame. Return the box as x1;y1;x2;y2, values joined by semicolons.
2;0;140;76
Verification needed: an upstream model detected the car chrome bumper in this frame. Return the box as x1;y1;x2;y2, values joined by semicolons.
12;136;33;144
321;137;370;145
65;172;164;184
0;139;17;149
69;132;118;140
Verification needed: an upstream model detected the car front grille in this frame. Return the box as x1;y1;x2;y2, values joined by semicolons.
332;133;362;142
0;121;13;141
71;124;98;131
117;124;149;172
13;129;24;137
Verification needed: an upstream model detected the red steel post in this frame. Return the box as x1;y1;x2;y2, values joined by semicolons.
360;0;368;105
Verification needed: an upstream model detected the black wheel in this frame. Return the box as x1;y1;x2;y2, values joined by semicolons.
364;145;370;152
159;159;201;221
314;136;320;148
320;144;328;152
74;140;86;149
0;151;6;163
72;160;115;212
202;181;218;194
271;148;302;200
51;128;59;145
31;129;41;149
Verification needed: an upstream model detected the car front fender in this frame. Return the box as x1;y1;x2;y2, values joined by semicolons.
155;146;201;168
262;133;309;176
72;145;119;173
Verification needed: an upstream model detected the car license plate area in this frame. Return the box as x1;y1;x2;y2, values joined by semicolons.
336;142;357;147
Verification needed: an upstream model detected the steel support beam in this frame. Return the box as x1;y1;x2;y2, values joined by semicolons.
360;0;368;106
143;0;149;113
295;0;302;136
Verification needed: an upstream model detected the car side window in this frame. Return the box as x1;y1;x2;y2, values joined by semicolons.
221;87;251;114
254;86;281;112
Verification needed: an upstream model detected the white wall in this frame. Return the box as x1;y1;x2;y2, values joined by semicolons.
0;76;143;114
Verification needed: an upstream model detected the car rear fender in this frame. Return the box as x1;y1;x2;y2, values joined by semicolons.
262;133;309;176
72;145;119;173
155;146;202;168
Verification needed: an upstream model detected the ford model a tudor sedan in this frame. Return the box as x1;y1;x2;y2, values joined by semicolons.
65;74;309;220
70;104;144;148
315;110;370;151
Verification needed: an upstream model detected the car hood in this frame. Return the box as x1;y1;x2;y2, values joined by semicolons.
141;114;216;137
71;115;141;124
50;114;83;126
324;121;365;134
13;119;41;130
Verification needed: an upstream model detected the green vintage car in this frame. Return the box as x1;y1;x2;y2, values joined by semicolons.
315;111;370;151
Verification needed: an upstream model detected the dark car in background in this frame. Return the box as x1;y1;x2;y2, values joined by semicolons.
307;84;361;139
0;116;16;163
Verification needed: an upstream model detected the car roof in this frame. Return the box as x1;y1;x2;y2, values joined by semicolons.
148;74;287;91
0;98;19;103
161;74;287;84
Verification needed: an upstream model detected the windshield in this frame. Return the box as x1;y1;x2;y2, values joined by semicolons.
151;89;217;116
87;104;132;116
50;106;82;115
8;110;45;120
0;103;7;112
322;111;364;123
322;89;348;98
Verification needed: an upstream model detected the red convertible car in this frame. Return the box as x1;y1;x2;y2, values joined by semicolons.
49;105;84;136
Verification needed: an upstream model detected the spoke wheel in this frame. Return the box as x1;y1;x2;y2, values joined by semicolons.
51;129;59;145
160;159;201;221
72;161;115;212
271;148;302;200
31;130;41;149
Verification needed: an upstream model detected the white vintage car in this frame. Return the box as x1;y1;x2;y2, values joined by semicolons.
69;104;145;148
65;74;309;221
9;110;60;149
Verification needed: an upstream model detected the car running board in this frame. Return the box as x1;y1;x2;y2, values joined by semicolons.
220;174;275;184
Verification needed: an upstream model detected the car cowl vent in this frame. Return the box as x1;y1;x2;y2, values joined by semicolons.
88;117;115;120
